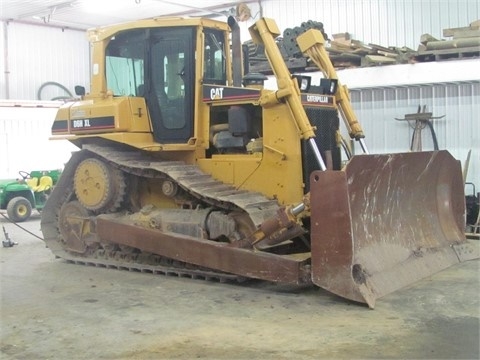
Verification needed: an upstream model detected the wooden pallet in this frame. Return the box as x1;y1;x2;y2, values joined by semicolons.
415;46;480;62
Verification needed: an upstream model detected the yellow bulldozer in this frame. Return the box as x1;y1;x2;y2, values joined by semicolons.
41;16;477;308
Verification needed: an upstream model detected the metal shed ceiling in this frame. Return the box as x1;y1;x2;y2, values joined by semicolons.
0;0;256;29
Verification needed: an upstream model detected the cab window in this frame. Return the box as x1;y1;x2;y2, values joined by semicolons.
105;30;145;96
203;30;226;85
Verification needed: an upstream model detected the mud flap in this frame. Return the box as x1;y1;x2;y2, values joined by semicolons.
310;150;477;308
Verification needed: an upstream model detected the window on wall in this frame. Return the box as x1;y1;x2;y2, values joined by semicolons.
105;30;145;96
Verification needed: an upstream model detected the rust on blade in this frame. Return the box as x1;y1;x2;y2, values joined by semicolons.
309;170;372;306
310;150;474;308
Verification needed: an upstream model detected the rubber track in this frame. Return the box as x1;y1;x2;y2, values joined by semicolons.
83;143;280;226
64;256;240;283
41;144;281;281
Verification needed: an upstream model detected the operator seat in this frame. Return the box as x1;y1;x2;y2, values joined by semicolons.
33;176;53;192
212;106;251;150
26;177;39;189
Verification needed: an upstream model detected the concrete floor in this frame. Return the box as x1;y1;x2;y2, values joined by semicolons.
1;212;479;360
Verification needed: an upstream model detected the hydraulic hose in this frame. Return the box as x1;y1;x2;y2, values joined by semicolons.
37;81;73;101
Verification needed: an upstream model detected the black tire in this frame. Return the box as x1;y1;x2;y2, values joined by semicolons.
6;197;33;223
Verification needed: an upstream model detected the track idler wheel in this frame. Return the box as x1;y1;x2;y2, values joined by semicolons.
74;157;126;213
58;201;95;253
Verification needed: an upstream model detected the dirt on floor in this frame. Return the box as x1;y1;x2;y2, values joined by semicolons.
1;213;479;360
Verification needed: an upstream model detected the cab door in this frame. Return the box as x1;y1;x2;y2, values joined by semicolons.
146;28;195;143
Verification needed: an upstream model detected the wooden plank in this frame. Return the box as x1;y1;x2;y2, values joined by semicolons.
351;39;372;51
326;47;345;55
329;41;353;52
364;55;396;63
331;32;351;46
394;46;416;53
466;233;480;240
369;43;397;55
420;33;439;45
426;37;480;50
330;53;362;61
330;53;361;68
443;24;480;37
417;44;427;52
332;32;351;40
377;50;398;58
452;29;480;39
417;45;480;56
349;49;370;56
361;55;397;66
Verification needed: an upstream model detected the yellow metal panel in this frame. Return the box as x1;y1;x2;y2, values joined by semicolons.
198;158;236;184
199;152;303;206
264;18;281;37
255;104;304;205
127;98;151;132
90;42;106;95
297;29;326;52
66;97;150;134
198;102;305;206
198;154;263;185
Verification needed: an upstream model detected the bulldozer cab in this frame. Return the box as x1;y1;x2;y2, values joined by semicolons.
104;25;228;144
105;27;194;143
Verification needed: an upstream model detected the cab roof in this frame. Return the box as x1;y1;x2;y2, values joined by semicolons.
87;16;231;42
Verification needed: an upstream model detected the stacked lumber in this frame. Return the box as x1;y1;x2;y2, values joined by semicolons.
245;19;480;74
415;20;480;62
245;19;417;73
327;32;415;68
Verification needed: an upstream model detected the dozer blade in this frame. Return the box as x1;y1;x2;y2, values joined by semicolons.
310;150;478;308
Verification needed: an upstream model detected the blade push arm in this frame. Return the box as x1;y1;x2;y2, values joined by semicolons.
249;18;327;170
297;29;369;154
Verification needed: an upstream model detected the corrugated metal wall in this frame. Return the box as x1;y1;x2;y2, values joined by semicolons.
256;0;480;49
0;21;90;100
2;1;479;100
0;1;478;190
348;81;480;188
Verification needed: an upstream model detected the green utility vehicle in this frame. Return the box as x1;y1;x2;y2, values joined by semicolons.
0;170;62;222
